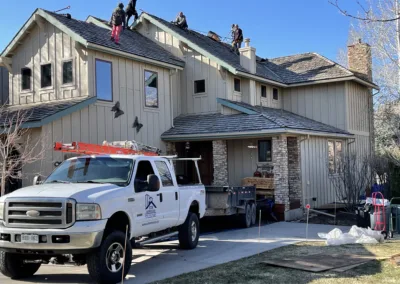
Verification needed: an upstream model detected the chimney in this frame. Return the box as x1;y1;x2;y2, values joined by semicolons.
347;39;372;81
239;38;256;74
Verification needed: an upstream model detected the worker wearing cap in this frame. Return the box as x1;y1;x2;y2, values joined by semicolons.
110;3;126;45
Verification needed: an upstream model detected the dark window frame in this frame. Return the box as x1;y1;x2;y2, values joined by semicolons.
258;140;272;162
134;160;156;193
144;70;159;108
155;161;174;187
273;88;279;100
261;85;267;98
234;78;241;92
194;79;206;94
95;59;113;102
40;63;52;89
62;60;74;85
21;68;32;91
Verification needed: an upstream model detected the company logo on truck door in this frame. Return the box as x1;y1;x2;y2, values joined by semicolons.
145;194;157;218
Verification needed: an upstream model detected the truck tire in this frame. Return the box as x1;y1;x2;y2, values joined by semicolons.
0;251;41;279
251;203;257;226
86;231;132;284
179;212;200;250
242;203;252;228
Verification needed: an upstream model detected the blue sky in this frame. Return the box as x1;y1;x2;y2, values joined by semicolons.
0;0;362;61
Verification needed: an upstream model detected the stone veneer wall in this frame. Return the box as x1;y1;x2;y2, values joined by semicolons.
287;137;302;203
272;136;290;211
212;140;228;186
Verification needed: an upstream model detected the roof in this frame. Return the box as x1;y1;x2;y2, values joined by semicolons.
138;13;377;88
0;97;96;129
161;99;352;140
1;9;185;69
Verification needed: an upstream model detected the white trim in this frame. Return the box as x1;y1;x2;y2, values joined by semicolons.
235;71;287;87
39;61;54;91
234;77;241;93
61;58;75;87
194;79;207;95
287;76;378;90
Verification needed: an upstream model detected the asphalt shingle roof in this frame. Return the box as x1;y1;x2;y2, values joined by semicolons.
162;99;351;138
42;10;185;68
0;97;92;125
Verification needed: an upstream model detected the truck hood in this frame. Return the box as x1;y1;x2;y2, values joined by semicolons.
0;183;122;203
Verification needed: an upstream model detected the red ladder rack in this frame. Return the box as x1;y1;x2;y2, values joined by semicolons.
54;141;159;156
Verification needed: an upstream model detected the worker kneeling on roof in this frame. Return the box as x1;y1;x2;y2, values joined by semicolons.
172;12;188;29
110;3;126;45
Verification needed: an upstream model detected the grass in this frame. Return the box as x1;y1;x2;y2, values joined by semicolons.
151;240;400;284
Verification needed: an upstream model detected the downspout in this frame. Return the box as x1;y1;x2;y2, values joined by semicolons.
169;69;178;128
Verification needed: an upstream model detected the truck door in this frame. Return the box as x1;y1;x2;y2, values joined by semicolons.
154;160;180;228
132;159;162;235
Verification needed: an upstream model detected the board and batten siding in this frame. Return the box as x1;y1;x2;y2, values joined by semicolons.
283;82;347;130
8;21;88;106
0;67;8;105
256;82;282;109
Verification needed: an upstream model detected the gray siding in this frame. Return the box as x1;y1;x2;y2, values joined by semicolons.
0;67;8;105
9;21;88;105
283;83;347;130
256;82;282;109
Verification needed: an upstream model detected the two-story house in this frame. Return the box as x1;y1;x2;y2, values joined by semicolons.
0;9;377;220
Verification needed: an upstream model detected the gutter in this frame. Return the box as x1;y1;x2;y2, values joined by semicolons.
287;76;379;90
86;43;184;71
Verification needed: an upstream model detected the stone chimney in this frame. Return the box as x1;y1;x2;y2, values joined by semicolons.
239;38;256;74
347;39;372;81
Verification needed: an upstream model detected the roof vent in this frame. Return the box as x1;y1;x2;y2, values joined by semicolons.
207;31;221;42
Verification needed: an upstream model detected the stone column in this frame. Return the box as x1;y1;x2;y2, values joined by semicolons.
273;136;290;211
212;140;228;186
287;137;302;204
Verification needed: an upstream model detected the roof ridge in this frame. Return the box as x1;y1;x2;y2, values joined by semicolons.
311;52;354;76
269;52;315;61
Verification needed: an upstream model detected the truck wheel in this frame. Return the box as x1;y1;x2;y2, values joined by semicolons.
251;203;257;226
0;251;41;279
86;231;132;284
179;212;200;250
242;204;252;228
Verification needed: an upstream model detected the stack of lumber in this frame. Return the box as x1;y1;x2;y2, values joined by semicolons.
242;177;274;197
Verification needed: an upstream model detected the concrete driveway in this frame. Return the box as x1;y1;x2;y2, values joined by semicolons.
0;222;348;284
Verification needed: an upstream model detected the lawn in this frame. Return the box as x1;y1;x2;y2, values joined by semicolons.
151;240;400;284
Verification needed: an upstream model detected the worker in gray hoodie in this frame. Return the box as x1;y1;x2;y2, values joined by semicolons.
172;12;188;29
110;3;126;45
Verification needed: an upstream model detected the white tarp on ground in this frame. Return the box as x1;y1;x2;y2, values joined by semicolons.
318;226;384;246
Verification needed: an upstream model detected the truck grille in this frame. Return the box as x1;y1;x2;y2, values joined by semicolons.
4;198;76;229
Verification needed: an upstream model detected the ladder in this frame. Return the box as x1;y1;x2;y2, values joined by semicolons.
54;141;161;156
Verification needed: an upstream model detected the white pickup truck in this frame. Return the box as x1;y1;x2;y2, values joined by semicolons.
0;154;206;284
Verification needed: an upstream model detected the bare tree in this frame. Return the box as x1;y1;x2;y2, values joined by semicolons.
0;105;47;196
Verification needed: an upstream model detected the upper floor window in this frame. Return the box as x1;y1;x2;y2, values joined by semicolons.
273;88;279;100
62;60;73;85
95;59;113;101
41;64;52;88
21;68;32;91
194;79;206;94
328;140;343;174
145;70;158;108
234;78;241;92
258;140;272;162
261;85;267;98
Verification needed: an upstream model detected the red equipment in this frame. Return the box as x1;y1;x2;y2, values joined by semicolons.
372;192;386;231
54;141;159;156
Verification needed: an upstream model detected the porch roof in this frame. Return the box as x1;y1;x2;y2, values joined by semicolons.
161;99;353;141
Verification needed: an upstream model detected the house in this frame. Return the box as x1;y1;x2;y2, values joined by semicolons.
0;9;377;220
0;67;8;104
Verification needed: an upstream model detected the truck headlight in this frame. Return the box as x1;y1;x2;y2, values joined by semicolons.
76;204;101;221
0;203;4;220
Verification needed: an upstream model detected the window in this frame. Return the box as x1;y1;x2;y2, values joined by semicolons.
328;140;344;174
234;78;241;92
21;68;31;90
258;140;272;162
96;59;113;101
273;88;279;100
41;64;52;88
261;85;267;98
145;70;158;108
134;161;155;192
155;161;173;187
62;60;73;85
194;79;206;94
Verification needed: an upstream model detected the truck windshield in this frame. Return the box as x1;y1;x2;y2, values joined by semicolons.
45;157;134;186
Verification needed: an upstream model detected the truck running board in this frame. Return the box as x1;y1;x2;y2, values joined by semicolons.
137;232;178;246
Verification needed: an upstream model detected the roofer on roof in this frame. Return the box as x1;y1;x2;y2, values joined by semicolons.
232;24;243;54
110;3;126;45
125;0;138;28
172;12;188;29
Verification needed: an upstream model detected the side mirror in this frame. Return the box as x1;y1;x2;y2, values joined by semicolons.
33;175;42;185
147;174;160;192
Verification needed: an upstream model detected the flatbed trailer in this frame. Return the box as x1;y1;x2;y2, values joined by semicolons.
204;186;257;228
